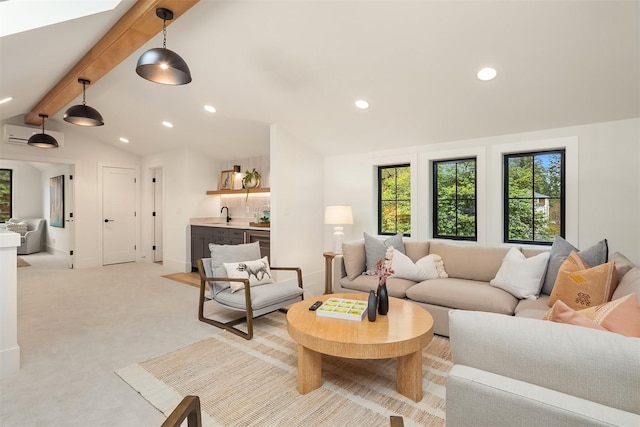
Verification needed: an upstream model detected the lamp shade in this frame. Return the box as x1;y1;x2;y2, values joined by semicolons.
324;205;353;225
63;104;104;126
27;114;58;148
135;47;192;85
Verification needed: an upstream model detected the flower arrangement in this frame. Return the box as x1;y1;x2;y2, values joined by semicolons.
375;246;395;285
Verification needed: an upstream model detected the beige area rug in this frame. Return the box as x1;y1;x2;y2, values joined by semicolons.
116;312;451;426
17;257;30;268
162;272;199;288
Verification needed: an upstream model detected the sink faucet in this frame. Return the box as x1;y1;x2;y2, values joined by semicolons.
220;206;231;223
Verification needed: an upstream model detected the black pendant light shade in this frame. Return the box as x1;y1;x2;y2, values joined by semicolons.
64;78;104;126
136;8;192;85
28;114;59;148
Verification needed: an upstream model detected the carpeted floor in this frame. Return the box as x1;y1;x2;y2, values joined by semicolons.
17;257;30;267
162;272;199;288
117;312;451;426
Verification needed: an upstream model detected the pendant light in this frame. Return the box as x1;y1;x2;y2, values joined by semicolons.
28;114;59;148
63;78;104;126
135;7;192;85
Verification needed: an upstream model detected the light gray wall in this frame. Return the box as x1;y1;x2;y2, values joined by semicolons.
325;118;640;264
0;159;42;218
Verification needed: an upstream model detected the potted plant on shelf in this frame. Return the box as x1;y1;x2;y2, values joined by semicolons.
242;168;261;201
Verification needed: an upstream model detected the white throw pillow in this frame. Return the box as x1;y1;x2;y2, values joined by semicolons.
390;249;439;282
223;256;274;293
490;247;550;299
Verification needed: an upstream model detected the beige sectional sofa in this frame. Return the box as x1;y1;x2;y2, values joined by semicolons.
332;240;550;336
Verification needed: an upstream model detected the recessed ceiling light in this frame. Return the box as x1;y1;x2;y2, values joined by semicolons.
0;96;13;104
355;99;369;109
477;67;497;81
162;121;173;128
204;105;216;113
119;137;129;143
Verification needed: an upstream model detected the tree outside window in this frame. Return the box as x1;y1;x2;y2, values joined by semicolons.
378;164;410;236
504;150;564;244
0;169;12;222
433;158;476;240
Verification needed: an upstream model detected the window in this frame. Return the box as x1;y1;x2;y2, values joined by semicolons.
504;150;565;244
0;169;12;222
433;158;477;240
378;164;410;236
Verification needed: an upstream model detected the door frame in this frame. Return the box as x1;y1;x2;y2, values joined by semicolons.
98;162;140;265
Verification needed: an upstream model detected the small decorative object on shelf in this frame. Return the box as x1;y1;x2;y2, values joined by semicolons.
376;246;394;315
367;290;377;322
242;168;261;201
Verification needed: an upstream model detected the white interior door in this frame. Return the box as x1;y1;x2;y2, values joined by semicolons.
103;166;136;265
153;168;163;263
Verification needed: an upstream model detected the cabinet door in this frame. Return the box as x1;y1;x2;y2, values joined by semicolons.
245;231;270;260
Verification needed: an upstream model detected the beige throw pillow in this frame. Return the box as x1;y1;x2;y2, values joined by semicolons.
548;251;618;310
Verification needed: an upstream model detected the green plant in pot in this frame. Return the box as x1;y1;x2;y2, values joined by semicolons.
242;168;261;201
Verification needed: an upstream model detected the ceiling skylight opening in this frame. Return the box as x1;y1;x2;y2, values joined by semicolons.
119;137;129;143
0;96;13;105
477;67;497;81
162;121;173;128
204;105;216;113
355;99;369;109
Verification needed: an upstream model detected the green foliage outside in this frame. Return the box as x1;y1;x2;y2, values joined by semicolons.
435;159;476;238
506;152;563;243
380;165;410;235
0;169;11;222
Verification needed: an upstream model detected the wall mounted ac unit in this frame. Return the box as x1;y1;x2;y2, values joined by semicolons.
3;124;64;147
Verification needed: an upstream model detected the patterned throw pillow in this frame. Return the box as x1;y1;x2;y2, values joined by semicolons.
548;251;618;310
6;221;28;235
544;293;640;337
223;256;274;293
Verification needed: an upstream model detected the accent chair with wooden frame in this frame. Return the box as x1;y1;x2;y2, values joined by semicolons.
197;242;304;340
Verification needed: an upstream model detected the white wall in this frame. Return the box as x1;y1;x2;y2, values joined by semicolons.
270;125;325;291
0;118;141;268
141;148;218;272
0;160;42;218
325;118;640;264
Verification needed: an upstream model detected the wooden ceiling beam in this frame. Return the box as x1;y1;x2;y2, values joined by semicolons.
24;0;199;125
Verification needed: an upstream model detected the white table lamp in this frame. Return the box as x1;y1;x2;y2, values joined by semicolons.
324;205;353;254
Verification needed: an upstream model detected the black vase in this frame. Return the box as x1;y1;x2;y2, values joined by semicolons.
367;290;377;322
377;283;389;315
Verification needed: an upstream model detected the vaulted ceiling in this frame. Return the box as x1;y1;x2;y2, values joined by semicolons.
1;0;638;160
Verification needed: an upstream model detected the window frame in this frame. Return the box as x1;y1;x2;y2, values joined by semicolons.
432;157;477;241
0;168;13;223
502;149;566;245
377;163;411;236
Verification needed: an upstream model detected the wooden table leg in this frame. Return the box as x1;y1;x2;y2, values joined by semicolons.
297;344;322;394
397;350;423;402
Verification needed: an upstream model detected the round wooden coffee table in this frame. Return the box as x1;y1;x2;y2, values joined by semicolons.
287;293;434;402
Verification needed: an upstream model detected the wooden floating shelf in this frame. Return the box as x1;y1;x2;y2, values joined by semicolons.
206;187;271;195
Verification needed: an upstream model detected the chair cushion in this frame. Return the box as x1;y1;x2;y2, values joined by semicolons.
209;242;261;291
214;282;303;311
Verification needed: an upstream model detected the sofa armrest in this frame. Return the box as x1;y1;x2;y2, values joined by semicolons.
447;365;640;427
449;310;640;414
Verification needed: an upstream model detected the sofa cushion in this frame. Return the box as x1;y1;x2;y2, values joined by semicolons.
490;247;550;299
428;242;510;282
364;232;405;271
390;249;439;282
609;251;635;280
612;266;640;300
541;236;608;296
545;294;640;338
342;240;366;280
403;241;430;262
406;278;518;315
338;275;415;298
548;252;618;310
514;294;551;319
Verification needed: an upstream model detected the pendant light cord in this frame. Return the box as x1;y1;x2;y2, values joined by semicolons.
82;80;87;106
162;19;167;49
